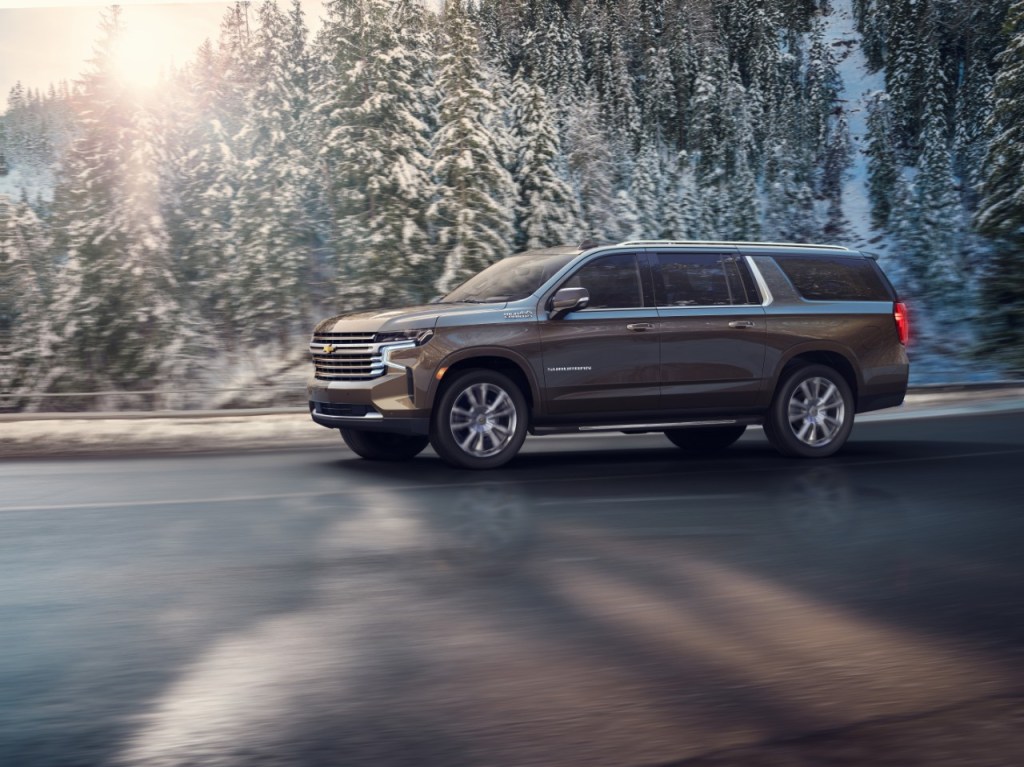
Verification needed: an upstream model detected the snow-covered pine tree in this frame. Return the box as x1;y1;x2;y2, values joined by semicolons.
805;21;841;164
660;150;702;240
316;0;436;306
432;0;516;294
215;0;256;139
607;188;643;243
865;92;900;230
974;0;1024;365
563;89;619;243
604;24;641;150
853;0;887;72
630;138;662;239
0;196;52;408
522;3;585;116
171;38;240;341
911;43;965;316
762;99;820;244
822;108;853;239
229;0;317;343
885;0;927;158
723;62;760;240
46;8;181;401
640;44;677;145
512;75;581;249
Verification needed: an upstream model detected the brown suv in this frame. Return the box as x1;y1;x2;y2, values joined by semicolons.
308;241;909;469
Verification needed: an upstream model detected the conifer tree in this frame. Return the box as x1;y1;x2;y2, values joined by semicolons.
974;0;1024;363
433;0;516;294
630;139;662;238
316;0;436;305
230;0;316;341
0;196;52;406
886;0;927;156
661;151;701;240
822;109;853;239
48;8;181;396
912;45;964;312
865;92;900;230
564;90;619;242
511;76;581;249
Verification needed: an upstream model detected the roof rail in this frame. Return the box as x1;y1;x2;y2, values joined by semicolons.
616;239;851;252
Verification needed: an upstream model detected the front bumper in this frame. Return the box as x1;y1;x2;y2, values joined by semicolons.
307;364;432;435
308;401;430;435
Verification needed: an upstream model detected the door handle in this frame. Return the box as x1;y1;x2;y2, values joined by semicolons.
728;320;755;329
626;323;655;332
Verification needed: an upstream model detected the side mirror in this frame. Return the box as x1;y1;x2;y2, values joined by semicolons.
549;287;589;318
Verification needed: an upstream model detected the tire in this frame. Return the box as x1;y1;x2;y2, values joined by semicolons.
664;425;747;455
340;429;429;461
430;369;529;470
764;364;855;458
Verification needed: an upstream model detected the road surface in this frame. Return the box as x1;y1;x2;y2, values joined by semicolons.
2;412;1024;766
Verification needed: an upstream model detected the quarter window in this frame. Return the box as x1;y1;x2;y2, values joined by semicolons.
773;256;894;301
562;254;643;309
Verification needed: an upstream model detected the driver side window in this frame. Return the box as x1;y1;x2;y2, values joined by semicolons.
562;254;642;309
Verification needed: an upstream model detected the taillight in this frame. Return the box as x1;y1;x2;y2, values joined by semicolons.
894;302;909;345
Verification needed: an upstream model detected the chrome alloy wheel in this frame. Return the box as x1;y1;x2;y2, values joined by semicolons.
787;376;846;447
449;382;519;458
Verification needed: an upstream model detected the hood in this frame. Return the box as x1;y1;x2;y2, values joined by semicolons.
314;302;509;333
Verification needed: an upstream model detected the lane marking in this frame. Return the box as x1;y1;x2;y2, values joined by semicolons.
536;494;747;506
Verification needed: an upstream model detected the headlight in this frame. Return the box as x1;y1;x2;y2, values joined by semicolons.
374;329;434;346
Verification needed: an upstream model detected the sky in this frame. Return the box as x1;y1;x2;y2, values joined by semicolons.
0;0;329;99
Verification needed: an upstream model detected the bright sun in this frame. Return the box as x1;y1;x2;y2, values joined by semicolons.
112;25;178;90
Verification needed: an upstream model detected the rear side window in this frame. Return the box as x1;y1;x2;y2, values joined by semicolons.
773;256;894;301
654;253;760;306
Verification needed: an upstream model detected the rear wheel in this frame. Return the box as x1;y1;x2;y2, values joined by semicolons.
340;429;430;461
430;370;529;470
765;364;854;458
664;425;747;455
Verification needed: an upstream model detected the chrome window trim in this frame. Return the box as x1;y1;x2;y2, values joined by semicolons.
744;255;774;308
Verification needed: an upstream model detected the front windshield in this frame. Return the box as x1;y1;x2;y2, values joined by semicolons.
440;253;577;303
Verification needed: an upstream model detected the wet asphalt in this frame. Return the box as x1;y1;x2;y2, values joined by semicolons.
2;412;1024;766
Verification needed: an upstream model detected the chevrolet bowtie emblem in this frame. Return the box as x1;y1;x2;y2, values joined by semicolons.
323;344;335;354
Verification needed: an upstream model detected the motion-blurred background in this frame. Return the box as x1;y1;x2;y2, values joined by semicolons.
2;0;1023;413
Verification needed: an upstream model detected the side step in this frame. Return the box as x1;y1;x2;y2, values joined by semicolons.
532;417;762;436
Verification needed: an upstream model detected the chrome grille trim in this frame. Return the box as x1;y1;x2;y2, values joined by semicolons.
310;332;385;381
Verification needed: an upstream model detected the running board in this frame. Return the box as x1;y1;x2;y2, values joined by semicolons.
580;419;738;432
531;417;759;436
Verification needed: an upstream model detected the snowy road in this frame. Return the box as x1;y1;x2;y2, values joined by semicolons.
2;412;1024;766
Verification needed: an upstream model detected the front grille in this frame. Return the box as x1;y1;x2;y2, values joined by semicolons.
310;332;385;381
314;332;376;343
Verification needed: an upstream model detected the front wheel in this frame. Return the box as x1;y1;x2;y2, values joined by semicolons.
430;370;529;470
664;425;747;455
764;364;855;458
340;429;430;461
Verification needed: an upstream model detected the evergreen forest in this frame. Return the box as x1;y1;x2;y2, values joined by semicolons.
2;0;1024;409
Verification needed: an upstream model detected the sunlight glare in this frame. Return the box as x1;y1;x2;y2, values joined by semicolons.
112;22;177;90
